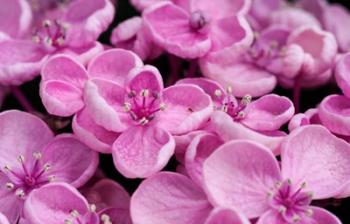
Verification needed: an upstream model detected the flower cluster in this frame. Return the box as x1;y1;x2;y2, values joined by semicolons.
0;0;350;223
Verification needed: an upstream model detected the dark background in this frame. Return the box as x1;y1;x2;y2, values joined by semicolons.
4;0;350;222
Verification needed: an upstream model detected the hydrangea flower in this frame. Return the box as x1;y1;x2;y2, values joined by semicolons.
0;0;114;85
203;125;350;223
23;182;125;224
130;171;250;224
0;110;98;223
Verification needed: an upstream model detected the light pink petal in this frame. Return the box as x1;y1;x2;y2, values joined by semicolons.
318;94;350;136
203;140;281;218
24;183;89;224
84;79;131;132
270;8;320;30
308;206;342;224
256;211;286;224
335;53;350;98
130;0;168;11
144;2;211;59
41;134;98;188
210;111;284;154
157;84;213;135
126;65;164;93
280;125;350;199
241;94;294;131
0;0;32;37
130;172;212;224
0;40;47;85
0;213;9;224
200;61;277;98
61;41;104;66
298;0;327;22
112;125;175;178
111;17;143;48
64;0;115;47
0;110;54;167
249;0;281;28
204;208;250;224
87;49;143;85
185;133;223;186
72;108;119;154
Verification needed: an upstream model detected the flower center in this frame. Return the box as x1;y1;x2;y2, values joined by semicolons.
32;19;68;51
1;152;54;199
189;10;209;31
123;89;165;125
269;180;313;223
64;205;112;224
214;87;251;120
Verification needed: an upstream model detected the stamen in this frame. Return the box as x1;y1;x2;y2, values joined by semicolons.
33;152;42;160
241;95;252;106
5;182;14;190
48;175;55;182
160;103;166;111
44;163;51;171
305;208;313;217
15;189;25;198
89;204;97;213
226;86;232;94
123;102;131;112
214;89;222;97
139;117;149;125
70;209;79;217
292;214;301;222
236;111;245;119
101;214;112;224
141;89;149;97
64;220;73;224
18;155;25;164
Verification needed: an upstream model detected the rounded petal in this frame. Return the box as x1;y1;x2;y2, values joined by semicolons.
0;110;54;167
249;0;281;28
335;53;350;98
204;208;250;224
61;41;104;66
210;111;284;154
64;0;115;47
256;211;286;224
72;108;119;154
87;49;143;85
318;94;350;136
23;183;89;224
111;16;143;48
130;0;168;11
280;125;350;199
99;207;132;224
41;134;99;188
203;140;281;219
112;125;175;178
130;172;212;224
126;65;164;93
0;213;9;224
158;84;213;135
241;94;294;131
185;133;223;185
144;2;211;59
308;206;342;224
270;8;320;30
288;108;320;132
200;61;277;98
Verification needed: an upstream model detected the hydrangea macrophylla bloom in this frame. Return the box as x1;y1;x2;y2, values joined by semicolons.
0;0;114;85
0;110;98;223
0;213;9;224
83;179;132;224
203;125;350;223
40;49;143;153
179;78;294;153
130;172;250;224
84;65;213;178
143;0;253;59
23;182;123;224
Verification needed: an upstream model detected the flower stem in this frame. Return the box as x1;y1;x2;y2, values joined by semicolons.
10;86;35;112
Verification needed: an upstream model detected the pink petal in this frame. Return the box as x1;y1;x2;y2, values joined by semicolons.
126;65;164;93
318;94;350;136
308;206;342;224
0;0;32;37
210;111;284;154
72;108;119;154
241;94;294;131
157;84;213;135
256;211;286;224
0;40;47;85
87;49;143;85
0;213;9;224
203;140;281;218
99;207;132;224
335;53;350;98
64;0;115;47
204;208;250;224
270;8;320;30
185;133;223;186
200;61;277;98
248;0;281;29
130;172;212;224
111;17;143;48
0;110;54;168
288;108;320;132
298;0;327;22
112;125;175;178
130;0;168;11
41;134;99;188
23;183;89;224
280;125;350;199
144;2;211;59
61;41;104;66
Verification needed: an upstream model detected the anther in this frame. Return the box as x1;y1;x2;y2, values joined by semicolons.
160;103;166;111
64;219;73;224
101;214;112;224
89;204;97;212
141;89;149;97
4;165;11;172
226;86;232;94
70;209;79;217
33;152;42;160
43;19;52;27
305;208;313;217
241;95;252;105
15;189;25;198
139;117;149;126
214;89;222;97
18;155;25;164
5;182;14;190
44;164;51;171
48;175;55;182
123;102;131;112
278;206;286;213
292;214;301;222
237;111;245;119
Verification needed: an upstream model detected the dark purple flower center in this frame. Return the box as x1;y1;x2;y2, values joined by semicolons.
269;180;313;223
33;19;68;51
64;206;111;224
1;152;54;199
123;89;165;125
189;10;209;31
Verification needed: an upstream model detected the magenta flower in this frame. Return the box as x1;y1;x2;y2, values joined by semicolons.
203;125;350;223
84;65;213;178
23;182;125;224
0;110;98;223
0;213;9;224
0;0;114;85
130;172;250;224
143;0;252;59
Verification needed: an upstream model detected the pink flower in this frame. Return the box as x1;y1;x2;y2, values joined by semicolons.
0;110;98;223
143;0;252;59
203;125;350;223
0;0;114;85
288;108;321;132
130;171;250;224
0;213;9;224
23;182;126;224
